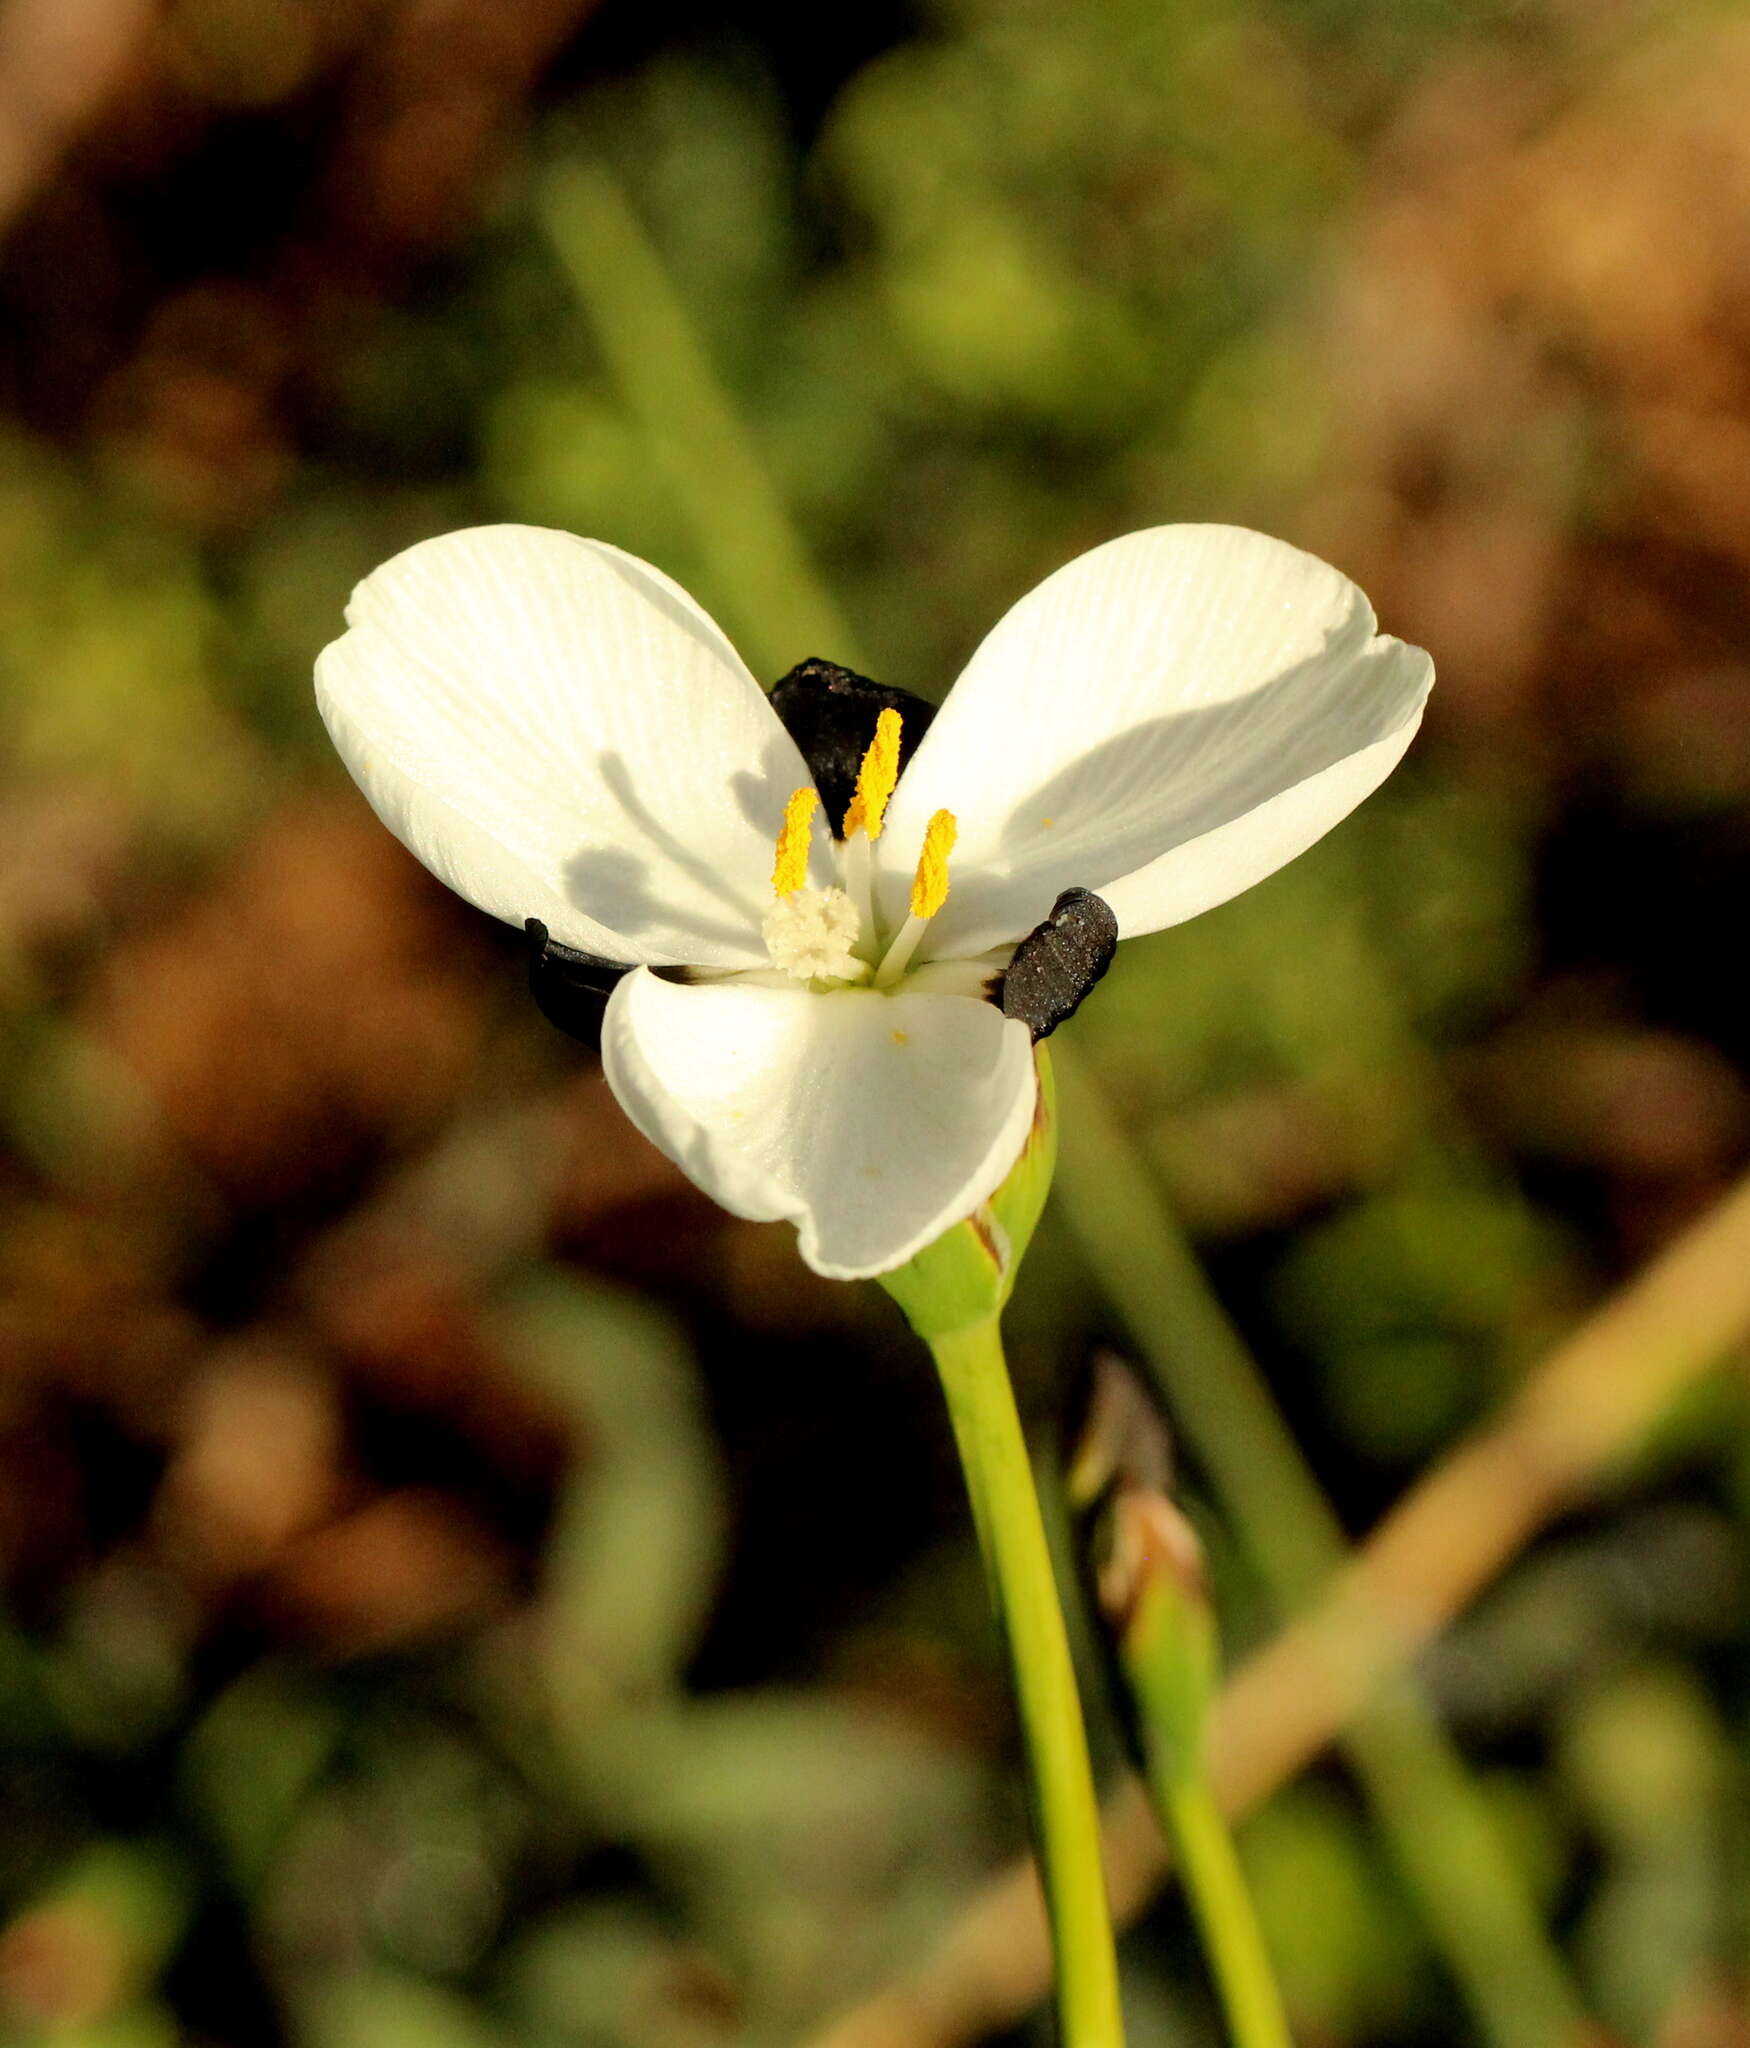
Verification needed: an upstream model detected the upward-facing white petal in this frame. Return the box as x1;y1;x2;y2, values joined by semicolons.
875;525;1432;958
316;526;814;968
601;971;1038;1280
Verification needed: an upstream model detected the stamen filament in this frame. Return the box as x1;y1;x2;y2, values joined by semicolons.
874;911;930;987
771;786;819;897
842;824;875;945
842;708;903;840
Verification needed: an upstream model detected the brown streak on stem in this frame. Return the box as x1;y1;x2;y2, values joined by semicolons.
965;1208;1003;1272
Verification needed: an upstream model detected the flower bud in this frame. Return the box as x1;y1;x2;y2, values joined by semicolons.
1071;1356;1218;1789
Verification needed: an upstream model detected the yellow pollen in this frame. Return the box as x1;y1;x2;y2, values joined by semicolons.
909;808;958;920
771;786;818;896
842;708;903;840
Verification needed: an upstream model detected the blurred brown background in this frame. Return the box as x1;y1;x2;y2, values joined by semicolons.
4;1;1750;2044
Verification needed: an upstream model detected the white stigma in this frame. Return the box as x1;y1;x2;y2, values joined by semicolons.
761;886;869;985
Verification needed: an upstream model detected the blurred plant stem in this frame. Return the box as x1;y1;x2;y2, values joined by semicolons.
539;149;1585;2048
1051;1041;1593;2048
541;157;861;675
931;1317;1126;2048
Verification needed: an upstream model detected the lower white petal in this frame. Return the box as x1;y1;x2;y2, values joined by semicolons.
874;525;1432;955
601;970;1038;1281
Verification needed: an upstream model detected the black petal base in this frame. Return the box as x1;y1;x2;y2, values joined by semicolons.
768;658;937;834
525;919;630;1050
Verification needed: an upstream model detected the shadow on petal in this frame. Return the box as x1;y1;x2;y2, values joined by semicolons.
557;751;772;957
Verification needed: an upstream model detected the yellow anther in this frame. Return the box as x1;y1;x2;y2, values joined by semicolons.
909;808;958;920
772;786;819;897
842;708;903;840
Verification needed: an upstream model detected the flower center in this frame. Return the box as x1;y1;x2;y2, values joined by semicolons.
760;711;959;988
760;884;866;983
762;786;868;984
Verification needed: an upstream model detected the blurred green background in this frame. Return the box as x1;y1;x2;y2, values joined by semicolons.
5;0;1750;2043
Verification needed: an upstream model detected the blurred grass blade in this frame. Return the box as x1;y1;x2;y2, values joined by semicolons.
540;156;863;677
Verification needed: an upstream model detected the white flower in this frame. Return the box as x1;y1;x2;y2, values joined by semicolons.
315;523;1432;1280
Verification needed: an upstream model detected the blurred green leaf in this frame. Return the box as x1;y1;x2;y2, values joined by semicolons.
181;1665;345;1893
1;1843;194;2034
499;1903;736;2048
1240;1786;1424;2042
304;1968;515;2048
499;1277;725;1712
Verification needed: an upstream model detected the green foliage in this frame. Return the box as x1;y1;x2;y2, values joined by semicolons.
1239;1786;1425;2041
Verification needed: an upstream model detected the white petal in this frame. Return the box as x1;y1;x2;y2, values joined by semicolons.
875;525;1432;956
601;971;1038;1280
316;525;815;967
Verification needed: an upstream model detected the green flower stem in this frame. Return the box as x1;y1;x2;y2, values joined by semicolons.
1160;1778;1294;2048
930;1316;1126;2048
1050;1040;1593;2048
